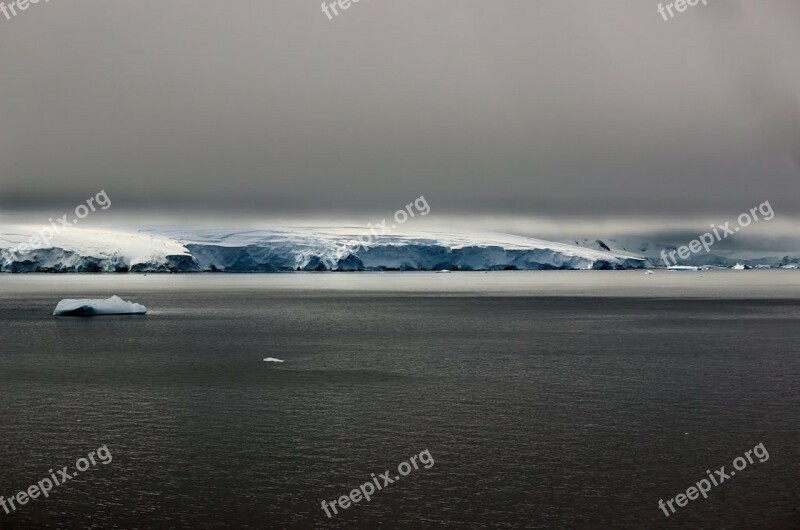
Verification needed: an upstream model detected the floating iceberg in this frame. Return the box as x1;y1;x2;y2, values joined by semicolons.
53;295;147;317
263;357;285;363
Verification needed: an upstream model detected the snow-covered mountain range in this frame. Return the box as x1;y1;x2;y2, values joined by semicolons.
0;226;648;272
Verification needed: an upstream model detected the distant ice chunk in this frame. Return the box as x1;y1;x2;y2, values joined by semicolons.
732;263;746;270
667;266;700;272
645;270;654;275
263;357;285;363
53;295;147;317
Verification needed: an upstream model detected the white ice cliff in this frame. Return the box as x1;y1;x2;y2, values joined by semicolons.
1;226;648;272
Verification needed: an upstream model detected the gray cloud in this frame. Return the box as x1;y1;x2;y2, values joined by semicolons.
0;0;797;215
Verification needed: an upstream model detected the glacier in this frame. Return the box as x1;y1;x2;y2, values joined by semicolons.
0;225;649;273
570;237;800;270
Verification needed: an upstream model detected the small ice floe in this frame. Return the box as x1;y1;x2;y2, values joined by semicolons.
263;357;285;363
53;295;146;317
645;270;654;275
667;266;700;272
435;269;451;273
732;263;746;270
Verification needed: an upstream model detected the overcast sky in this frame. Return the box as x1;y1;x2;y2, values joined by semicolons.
0;0;797;217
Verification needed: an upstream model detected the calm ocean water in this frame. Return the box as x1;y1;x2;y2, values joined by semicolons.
1;271;799;529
